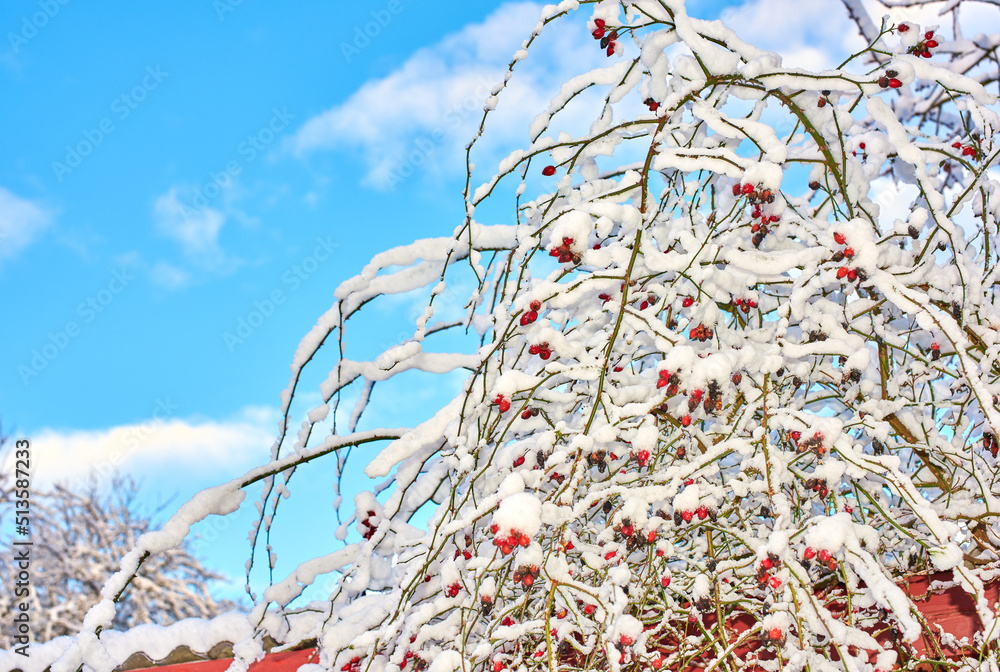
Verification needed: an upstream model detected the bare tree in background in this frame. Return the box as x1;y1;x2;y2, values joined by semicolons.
0;434;241;642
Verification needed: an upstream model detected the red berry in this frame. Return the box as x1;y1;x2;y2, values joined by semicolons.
594;18;605;29
898;23;909;32
661;575;670;587
837;267;849;279
858;142;865;150
684;478;694;486
791;431;801;441
542;165;556;176
770;576;782;590
584;604;597;615
682;296;694;307
647;530;656;542
592;27;605;39
834;232;846;245
742;183;755;194
637;449;650;465
530;300;541;311
818;549;831;562
925;30;934;40
522;575;534;587
769;626;782;641
652;656;664;670
843;247;854;258
696;505;708;519
681;510;693;522
889;78;902;88
762;557;773;570
521;409;532;420
732;184;741;196
926;39;938;48
953;142;963;149
493;662;505;672
847;269;857;282
803;547;815;559
681;415;691;427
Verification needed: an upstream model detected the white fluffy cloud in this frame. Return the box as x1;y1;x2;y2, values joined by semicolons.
0;186;52;266
10;405;278;490
292;2;606;190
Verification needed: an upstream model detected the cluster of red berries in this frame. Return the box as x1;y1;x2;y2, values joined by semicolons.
453;533;474;560
795;431;828;457
520;407;540;420
643;97;660;112
733;297;758;313
984;431;998;458
528;340;552;359
877;69;903;89
673;504;713;525
359;509;378;540
494;394;511;412
591;19;618;56
519;300;542;326
756;552;782;590
803;546;838;572
832;232;864;283
689;323;714;341
549;236;581;264
401;651;427;672
732;182;774;203
490;524;531;555
952;141;979;159
656;369;681;393
803;477;829;498
341;656;362;672
512;563;541;588
444;582;462;598
908;30;939;58
692;382;723;414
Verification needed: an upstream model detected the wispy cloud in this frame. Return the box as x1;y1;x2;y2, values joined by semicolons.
151;187;241;286
0;186;53;266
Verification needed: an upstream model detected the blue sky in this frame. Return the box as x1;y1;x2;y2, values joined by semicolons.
2;0;959;608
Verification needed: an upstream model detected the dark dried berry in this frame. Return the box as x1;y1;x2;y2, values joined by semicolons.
886;69;898;78
603;500;613;514
809;181;821;190
872;439;885;455
706;558;717;572
600;35;611;48
908;225;919;239
832;251;845;263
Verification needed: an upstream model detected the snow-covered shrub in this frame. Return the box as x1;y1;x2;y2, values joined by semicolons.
53;1;1000;671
